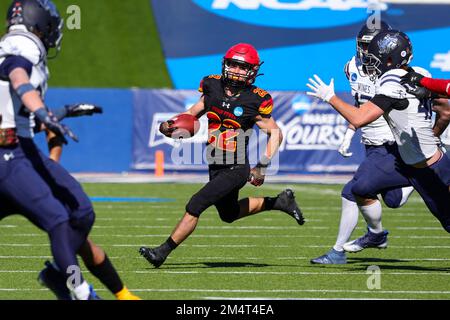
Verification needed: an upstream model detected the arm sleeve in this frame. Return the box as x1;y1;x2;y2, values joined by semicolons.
370;94;409;112
421;77;450;96
0;55;33;80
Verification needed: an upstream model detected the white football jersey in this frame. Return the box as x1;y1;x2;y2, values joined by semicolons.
345;56;395;145
0;25;49;135
376;67;441;165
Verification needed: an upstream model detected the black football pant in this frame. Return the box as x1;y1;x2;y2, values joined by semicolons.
185;164;250;223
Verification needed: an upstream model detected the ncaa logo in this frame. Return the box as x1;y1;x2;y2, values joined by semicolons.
233;106;244;117
192;0;389;29
351;73;358;81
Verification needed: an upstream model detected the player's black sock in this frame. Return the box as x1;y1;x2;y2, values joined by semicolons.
86;255;124;294
264;196;281;211
157;237;178;258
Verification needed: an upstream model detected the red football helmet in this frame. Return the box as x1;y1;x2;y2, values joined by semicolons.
222;43;262;88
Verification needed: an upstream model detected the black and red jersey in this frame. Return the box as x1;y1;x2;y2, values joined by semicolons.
199;75;273;165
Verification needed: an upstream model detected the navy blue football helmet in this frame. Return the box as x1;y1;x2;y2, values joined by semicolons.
361;30;413;81
356;20;391;61
7;0;63;54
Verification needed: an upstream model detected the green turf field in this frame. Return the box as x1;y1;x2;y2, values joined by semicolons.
0;0;172;88
0;183;449;300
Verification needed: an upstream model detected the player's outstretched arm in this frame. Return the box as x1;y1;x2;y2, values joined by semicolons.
8;68;78;144
183;96;205;117
401;70;450;98
432;98;450;137
50;104;103;120
306;74;384;128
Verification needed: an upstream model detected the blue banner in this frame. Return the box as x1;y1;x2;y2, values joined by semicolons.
151;0;450;91
34;88;134;173
132;89;365;174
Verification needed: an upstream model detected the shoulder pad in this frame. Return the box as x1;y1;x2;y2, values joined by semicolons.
199;75;222;93
252;87;270;99
377;69;411;99
207;74;222;80
411;66;432;78
0;30;45;65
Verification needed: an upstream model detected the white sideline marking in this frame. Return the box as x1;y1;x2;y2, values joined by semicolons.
3;233;449;240
202;296;408;300
128;288;450;295
1;270;450;277
2;255;450;262
134;270;450;276
1;288;450;295
90;225;330;230
2;243;450;249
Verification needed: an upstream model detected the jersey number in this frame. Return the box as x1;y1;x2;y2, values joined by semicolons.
207;112;241;152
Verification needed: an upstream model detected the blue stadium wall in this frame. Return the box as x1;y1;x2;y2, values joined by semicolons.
41;88;366;174
41;1;450;173
151;0;450;91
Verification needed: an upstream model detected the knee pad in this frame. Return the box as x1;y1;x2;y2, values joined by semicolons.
185;196;204;218
381;189;402;209
216;203;239;224
341;180;356;202
351;179;378;199
70;210;95;236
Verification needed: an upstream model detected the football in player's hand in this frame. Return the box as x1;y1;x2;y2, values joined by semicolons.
169;114;200;139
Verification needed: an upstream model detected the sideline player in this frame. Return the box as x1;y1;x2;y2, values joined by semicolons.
33;104;140;300
139;43;305;268
0;0;137;300
311;22;414;265
306;30;450;245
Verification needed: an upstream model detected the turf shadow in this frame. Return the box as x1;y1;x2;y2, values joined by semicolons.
143;261;272;270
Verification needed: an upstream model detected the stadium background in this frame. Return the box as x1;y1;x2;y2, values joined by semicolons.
1;0;450;301
0;0;447;175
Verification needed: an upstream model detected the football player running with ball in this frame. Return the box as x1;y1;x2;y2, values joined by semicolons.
140;43;305;268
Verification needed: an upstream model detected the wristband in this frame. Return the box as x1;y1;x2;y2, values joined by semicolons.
256;155;271;168
16;83;35;99
34;107;50;122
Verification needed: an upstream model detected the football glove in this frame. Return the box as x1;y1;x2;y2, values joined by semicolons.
248;166;266;187
400;69;424;87
338;128;355;157
159;120;178;138
34;108;79;144
306;75;335;102
65;104;103;117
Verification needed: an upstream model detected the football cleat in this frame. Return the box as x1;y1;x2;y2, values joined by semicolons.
277;189;305;225
70;284;102;300
139;247;166;268
310;248;347;264
115;287;142;300
343;228;389;253
38;260;72;300
87;285;102;300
